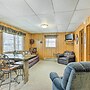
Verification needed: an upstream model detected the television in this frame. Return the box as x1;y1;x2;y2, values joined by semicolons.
65;34;74;41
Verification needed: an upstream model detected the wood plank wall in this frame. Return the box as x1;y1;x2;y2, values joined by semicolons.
74;24;85;62
86;25;90;61
74;16;90;62
31;33;74;59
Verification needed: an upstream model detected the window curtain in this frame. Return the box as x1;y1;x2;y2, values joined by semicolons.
44;35;58;39
0;25;26;36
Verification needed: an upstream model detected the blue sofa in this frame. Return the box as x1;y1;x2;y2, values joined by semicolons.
50;62;90;90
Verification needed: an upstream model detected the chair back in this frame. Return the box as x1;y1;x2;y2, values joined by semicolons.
65;62;90;90
0;54;10;70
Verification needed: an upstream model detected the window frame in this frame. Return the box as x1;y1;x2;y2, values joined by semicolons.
45;37;57;48
3;32;24;53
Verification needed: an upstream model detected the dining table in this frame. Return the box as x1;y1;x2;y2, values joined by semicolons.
5;53;36;84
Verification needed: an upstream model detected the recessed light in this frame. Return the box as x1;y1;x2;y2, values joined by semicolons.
41;24;48;28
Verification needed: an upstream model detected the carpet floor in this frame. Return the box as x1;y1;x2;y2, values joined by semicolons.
0;60;66;90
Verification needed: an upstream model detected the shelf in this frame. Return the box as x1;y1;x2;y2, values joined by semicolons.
65;40;74;44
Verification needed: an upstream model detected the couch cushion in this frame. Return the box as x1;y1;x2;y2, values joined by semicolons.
64;51;74;57
59;57;68;60
68;62;90;72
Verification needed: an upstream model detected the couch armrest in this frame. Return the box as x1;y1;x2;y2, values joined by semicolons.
50;72;63;90
67;55;75;58
58;54;64;58
50;72;59;81
53;78;64;90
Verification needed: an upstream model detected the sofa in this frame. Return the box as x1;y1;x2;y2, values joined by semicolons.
57;51;75;65
50;62;90;90
28;55;39;68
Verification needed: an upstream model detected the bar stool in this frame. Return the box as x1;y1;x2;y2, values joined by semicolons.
0;54;20;90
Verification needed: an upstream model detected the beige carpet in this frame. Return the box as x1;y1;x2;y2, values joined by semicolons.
0;60;66;90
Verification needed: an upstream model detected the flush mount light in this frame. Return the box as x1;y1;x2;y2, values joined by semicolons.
41;24;48;28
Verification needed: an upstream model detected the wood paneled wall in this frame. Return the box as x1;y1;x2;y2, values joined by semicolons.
24;33;31;51
31;33;74;59
74;24;85;62
74;16;90;62
86;25;90;61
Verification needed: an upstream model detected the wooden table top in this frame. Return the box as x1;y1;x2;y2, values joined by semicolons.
5;54;37;61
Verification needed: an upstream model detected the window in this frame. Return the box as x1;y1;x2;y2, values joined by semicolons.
15;35;24;51
3;32;24;53
3;32;14;52
46;37;56;48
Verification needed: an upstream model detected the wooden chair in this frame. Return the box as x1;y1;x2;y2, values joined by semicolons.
0;54;20;90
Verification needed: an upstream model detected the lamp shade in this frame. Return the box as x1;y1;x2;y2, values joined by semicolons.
41;24;48;28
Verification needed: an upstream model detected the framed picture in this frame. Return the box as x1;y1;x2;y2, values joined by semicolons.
30;39;34;45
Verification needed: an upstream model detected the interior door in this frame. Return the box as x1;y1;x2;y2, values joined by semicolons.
86;25;90;61
80;29;84;61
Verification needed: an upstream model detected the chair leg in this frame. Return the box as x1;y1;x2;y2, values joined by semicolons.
17;68;24;80
9;71;12;90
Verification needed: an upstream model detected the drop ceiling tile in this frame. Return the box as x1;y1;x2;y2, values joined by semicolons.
57;24;68;32
17;15;41;25
41;29;57;33
26;0;53;14
55;11;73;25
77;0;90;10
0;0;35;17
52;0;78;12
71;9;90;24
58;29;66;32
67;23;79;32
38;14;55;24
0;3;15;17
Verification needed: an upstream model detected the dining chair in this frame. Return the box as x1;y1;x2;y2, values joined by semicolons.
0;54;20;90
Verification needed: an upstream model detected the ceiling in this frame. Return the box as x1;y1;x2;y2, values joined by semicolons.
0;0;90;33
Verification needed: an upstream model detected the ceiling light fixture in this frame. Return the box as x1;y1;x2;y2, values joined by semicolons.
41;24;48;28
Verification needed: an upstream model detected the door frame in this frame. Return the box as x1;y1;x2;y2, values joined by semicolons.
79;29;84;61
86;25;90;61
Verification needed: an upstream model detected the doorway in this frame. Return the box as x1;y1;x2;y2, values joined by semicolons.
79;29;84;61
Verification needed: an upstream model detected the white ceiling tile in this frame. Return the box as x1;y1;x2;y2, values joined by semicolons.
26;0;53;14
57;24;68;32
77;0;90;10
71;9;90;24
0;2;15;17
67;23;79;32
0;0;35;17
55;11;73;25
38;14;55;24
18;16;41;25
52;0;78;12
